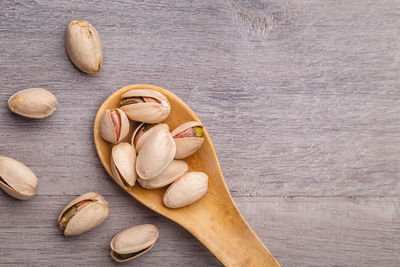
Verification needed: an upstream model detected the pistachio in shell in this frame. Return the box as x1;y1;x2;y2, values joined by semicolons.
120;89;170;123
111;142;137;189
100;108;130;144
163;172;208;208
131;122;162;153
0;156;38;200
138;160;188;189
171;121;204;159
110;224;159;262
136;123;176;180
8;88;58;119
66;20;102;73
58;192;109;236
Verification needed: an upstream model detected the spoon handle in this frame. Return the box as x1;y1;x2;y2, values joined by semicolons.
182;199;280;267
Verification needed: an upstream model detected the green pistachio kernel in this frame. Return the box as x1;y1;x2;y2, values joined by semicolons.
196;127;203;137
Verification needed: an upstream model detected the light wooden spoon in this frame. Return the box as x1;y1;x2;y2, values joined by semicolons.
94;84;280;267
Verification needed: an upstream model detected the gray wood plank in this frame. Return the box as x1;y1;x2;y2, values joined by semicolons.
0;195;221;267
0;0;399;197
240;196;400;267
0;0;399;266
0;195;398;266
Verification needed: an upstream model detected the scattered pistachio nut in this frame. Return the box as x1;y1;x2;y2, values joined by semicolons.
8;88;58;119
100;108;130;144
138;160;188;189
131;122;161;153
136;123;176;180
0;156;38;200
171;121;205;159
163;172;208;208
120;89;170;123
111;142;137;189
58;192;109;236
110;224;159;262
66;20;102;73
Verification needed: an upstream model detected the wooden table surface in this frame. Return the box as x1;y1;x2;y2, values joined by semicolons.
0;0;399;266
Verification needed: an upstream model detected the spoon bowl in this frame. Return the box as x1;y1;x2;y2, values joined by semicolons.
94;84;280;266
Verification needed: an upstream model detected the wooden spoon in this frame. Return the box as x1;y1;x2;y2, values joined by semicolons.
94;84;280;267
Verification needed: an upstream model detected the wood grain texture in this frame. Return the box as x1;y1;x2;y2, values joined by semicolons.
0;195;398;266
0;0;399;266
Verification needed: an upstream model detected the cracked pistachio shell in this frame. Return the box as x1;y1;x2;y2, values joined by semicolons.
110;224;159;262
100;108;130;144
58;192;109;236
131;123;163;153
163;172;208;209
66;20;102;73
136;123;176;179
111;142;137;189
171;121;205;159
138;160;188;189
0;156;38;200
8;88;58;119
120;89;170;123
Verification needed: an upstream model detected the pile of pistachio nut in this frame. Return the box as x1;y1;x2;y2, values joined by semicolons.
100;88;208;209
0;20;210;263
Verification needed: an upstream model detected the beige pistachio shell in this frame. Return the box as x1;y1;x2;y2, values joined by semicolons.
120;89;170;123
136;124;176;179
163;172;208;208
171;121;204;159
8;88;58;119
100;108;130;144
66;20;102;73
138;160;188;189
57;192;100;222
110;224;159;262
111;142;137;188
131;123;164;153
0;156;38;200
58;192;109;236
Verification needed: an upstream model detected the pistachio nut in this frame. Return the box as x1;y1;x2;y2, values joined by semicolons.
136;123;176;179
0;156;38;200
163;172;208;208
58;192;109;236
131;122;162;153
111;142;137;189
138;160;188;189
110;224;159;262
100;108;130;144
66;20;102;73
8;88;58;119
171;121;204;159
120;89;170;123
